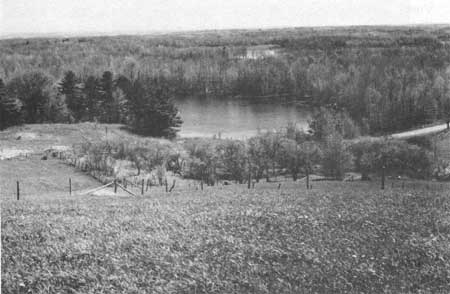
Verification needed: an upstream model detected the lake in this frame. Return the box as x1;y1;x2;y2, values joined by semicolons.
175;97;313;139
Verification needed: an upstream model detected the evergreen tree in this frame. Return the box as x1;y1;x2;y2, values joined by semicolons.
83;75;101;121
0;78;22;129
47;92;69;123
115;75;132;123
59;71;84;121
99;71;114;122
125;77;182;138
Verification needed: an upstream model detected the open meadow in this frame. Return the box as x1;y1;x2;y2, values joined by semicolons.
2;123;450;293
2;165;450;293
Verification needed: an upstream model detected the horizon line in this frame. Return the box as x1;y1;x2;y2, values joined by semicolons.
1;22;449;40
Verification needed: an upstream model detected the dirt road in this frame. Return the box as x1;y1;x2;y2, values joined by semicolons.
390;123;449;139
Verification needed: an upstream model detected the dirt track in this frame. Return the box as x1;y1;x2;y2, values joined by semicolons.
390;123;448;139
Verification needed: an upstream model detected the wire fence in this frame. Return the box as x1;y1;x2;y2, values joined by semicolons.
0;170;225;201
1;171;448;202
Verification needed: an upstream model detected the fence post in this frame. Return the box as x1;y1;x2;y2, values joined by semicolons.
165;179;168;193
169;179;176;192
381;156;386;190
16;181;20;200
141;179;145;195
306;171;310;190
69;178;72;195
114;179;117;193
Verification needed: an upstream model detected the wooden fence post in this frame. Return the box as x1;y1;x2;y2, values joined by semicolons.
141;179;145;195
380;156;386;190
114;179;117;193
69;178;72;195
165;179;168;193
169;179;176;192
16;181;20;200
306;171;310;190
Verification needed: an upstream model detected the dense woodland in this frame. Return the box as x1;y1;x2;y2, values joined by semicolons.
0;72;182;137
1;25;450;135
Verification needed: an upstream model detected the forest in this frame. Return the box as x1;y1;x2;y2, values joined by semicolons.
1;25;450;135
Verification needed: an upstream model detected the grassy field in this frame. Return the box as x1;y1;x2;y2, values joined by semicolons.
2;179;450;293
0;155;106;200
0;123;169;158
436;131;450;162
2;124;450;293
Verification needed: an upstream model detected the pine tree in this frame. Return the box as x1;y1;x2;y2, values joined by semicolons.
0;78;22;129
124;77;182;138
83;75;101;121
59;71;84;121
99;71;114;122
115;75;132;123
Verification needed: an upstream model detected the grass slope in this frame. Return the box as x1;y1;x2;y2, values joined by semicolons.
0;156;102;200
2;181;450;293
436;132;450;162
0;123;169;157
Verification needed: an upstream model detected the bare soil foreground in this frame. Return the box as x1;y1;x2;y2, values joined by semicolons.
2;124;450;293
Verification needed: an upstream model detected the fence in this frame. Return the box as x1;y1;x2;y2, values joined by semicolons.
1;173;448;202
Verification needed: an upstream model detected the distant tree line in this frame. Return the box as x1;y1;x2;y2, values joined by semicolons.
0;71;181;137
1;27;450;134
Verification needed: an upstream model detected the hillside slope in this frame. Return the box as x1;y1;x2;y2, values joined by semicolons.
0;123;170;159
0;123;172;199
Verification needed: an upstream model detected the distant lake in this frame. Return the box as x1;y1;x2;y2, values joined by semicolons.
175;97;313;139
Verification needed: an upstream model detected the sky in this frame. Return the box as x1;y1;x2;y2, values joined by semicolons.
1;0;449;37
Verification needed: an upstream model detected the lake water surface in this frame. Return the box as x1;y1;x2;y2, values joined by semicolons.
175;97;313;139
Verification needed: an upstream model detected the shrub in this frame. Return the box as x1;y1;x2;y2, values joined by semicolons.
217;140;248;183
247;136;267;182
183;138;219;184
405;136;433;150
278;138;323;180
76;139;178;179
349;138;433;179
309;107;361;141
321;133;353;179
